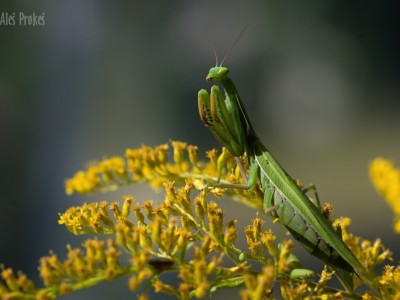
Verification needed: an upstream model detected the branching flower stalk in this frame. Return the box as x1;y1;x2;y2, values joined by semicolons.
0;141;398;299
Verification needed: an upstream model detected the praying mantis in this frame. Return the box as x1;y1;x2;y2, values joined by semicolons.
197;46;377;293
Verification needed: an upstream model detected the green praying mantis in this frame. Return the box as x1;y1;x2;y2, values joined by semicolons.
197;40;377;293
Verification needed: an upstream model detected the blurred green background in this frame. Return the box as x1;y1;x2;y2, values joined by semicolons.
1;1;399;298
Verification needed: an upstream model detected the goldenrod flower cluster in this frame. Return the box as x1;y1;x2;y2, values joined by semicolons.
1;239;123;300
64;142;237;195
368;157;400;298
378;265;400;299
1;142;398;299
65;142;262;209
57;179;320;299
369;158;400;233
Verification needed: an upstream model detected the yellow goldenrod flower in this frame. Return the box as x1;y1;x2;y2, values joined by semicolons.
128;275;140;292
251;214;265;241
224;219;237;246
187;145;199;168
277;240;293;275
137;294;149;300
248;241;261;256
153;279;177;296
194;281;209;298
207;202;224;241
171;141;187;169
261;229;277;258
178;283;190;299
241;265;274;300
194;192;206;220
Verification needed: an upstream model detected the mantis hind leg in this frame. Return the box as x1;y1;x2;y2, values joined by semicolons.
203;158;253;190
300;183;321;208
235;157;248;184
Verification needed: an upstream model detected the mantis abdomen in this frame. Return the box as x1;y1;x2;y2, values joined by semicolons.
253;139;364;275
262;175;353;272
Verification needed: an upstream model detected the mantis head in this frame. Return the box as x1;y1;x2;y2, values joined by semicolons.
205;25;248;82
206;66;229;82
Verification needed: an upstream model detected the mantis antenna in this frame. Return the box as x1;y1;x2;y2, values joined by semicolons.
202;24;249;67
220;24;250;66
200;23;220;66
